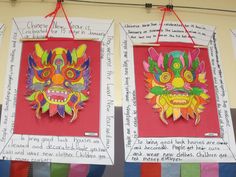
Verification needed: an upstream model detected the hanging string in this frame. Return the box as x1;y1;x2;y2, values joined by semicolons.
156;5;196;45
45;1;75;39
171;9;196;45
156;7;168;44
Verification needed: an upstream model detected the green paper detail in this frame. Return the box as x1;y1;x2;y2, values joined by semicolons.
164;54;169;70
192;58;200;71
148;58;162;74
150;86;169;95
190;87;204;95
71;49;77;64
42;102;49;113
80;93;88;102
171;58;183;77
183;53;189;67
65;104;72;115
41;52;49;65
26;92;36;101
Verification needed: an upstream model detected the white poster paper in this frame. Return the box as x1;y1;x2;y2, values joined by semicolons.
0;17;114;165
120;21;236;163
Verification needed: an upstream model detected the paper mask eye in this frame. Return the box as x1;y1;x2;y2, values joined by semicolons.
160;72;171;83
36;68;53;81
42;68;51;78
64;68;79;80
184;70;193;82
66;69;75;79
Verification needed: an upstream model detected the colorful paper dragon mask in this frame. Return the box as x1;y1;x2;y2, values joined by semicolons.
26;43;90;122
143;47;209;125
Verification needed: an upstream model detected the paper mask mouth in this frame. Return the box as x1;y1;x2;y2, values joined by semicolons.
44;86;71;104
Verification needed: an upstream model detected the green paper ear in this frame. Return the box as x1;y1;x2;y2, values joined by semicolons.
192;58;200;71
148;57;162;74
35;43;49;65
41;52;49;65
164;54;169;70
71;49;77;63
183;53;189;67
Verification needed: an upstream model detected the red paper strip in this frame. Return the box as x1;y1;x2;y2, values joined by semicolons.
141;163;161;177
10;161;30;177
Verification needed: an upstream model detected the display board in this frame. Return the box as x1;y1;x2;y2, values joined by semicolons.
0;17;114;165
121;21;236;163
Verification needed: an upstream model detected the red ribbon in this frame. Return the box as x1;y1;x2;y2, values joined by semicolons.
45;2;62;18
45;1;75;39
156;5;195;45
159;6;172;12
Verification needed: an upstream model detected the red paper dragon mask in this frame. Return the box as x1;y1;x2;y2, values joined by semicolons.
143;47;209;125
26;43;90;122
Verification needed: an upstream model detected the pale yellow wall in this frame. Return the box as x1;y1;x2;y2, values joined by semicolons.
0;0;236;107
